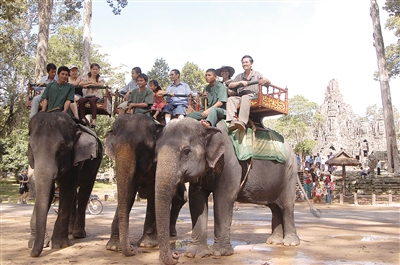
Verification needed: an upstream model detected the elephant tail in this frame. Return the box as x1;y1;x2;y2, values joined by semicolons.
296;174;321;218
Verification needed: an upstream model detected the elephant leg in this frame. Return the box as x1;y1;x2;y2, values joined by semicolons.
281;202;300;246
68;191;77;235
266;203;284;245
169;183;187;237
106;209;120;251
137;188;158;248
72;182;94;238
52;178;76;249
185;183;212;259
106;185;136;251
210;178;236;256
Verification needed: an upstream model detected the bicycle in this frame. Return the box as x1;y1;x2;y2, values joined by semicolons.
52;189;103;215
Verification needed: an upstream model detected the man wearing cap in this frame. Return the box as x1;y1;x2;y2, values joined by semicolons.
40;66;75;114
186;69;227;128
116;67;141;116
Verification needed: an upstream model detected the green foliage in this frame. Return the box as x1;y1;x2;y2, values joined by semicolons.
294;139;317;157
180;62;207;93
275;95;323;145
147;58;171;90
0;128;29;174
0;0;26;21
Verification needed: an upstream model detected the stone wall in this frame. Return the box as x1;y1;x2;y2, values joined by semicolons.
331;171;400;195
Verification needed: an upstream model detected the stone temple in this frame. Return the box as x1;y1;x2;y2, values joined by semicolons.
314;79;387;163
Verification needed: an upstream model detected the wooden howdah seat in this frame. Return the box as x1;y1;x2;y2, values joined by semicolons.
249;83;288;123
26;83;114;116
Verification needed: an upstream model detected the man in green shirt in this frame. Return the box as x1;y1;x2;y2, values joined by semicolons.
41;66;75;114
127;73;154;116
186;69;228;127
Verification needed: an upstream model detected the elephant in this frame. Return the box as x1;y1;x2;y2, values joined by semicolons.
104;114;187;256
28;112;103;257
154;118;302;265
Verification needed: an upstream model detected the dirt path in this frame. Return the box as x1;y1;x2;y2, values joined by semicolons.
1;201;399;265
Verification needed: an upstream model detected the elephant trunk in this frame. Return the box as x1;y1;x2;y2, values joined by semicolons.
116;144;138;256
30;163;57;257
155;147;181;265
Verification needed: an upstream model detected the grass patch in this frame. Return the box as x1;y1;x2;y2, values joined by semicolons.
92;181;117;201
0;178;21;203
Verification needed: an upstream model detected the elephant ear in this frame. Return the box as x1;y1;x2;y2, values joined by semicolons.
204;127;225;168
74;127;99;164
104;130;115;160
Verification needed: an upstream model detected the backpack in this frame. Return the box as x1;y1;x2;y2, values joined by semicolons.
330;181;336;191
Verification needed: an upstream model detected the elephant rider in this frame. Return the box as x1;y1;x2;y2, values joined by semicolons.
158;69;192;124
40;66;75;115
116;66;141;116
186;69;227;128
226;55;270;132
126;73;154;116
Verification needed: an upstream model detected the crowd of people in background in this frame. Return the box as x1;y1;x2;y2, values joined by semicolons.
297;152;336;204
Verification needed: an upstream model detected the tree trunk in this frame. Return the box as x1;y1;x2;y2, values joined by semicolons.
370;0;400;174
83;0;92;75
34;0;53;83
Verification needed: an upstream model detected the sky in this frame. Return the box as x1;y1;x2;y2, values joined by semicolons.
88;0;399;116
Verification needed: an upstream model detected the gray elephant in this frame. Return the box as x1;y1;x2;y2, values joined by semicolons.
104;114;187;256
28;112;102;257
155;118;301;265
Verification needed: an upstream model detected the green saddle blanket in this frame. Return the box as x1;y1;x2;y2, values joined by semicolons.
222;120;286;163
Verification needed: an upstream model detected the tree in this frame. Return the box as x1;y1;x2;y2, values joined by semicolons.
82;0;92;75
370;0;400;174
147;58;170;90
180;62;207;93
34;0;54;82
294;139;317;158
106;0;128;15
275;95;324;147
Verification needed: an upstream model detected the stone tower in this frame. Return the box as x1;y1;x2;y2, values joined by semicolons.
315;79;386;162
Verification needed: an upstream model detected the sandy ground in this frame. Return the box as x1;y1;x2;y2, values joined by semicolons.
1;201;399;265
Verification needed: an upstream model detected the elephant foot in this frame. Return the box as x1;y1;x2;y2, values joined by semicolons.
282;234;300;246
122;245;138;257
266;233;284;245
106;237;121;251
72;228;87;239
51;237;72;249
137;233;158;248
170;226;177;237
159;251;180;265
211;243;234;256
28;232;50;249
185;244;212;258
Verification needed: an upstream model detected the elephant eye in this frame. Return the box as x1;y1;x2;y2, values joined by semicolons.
182;147;191;156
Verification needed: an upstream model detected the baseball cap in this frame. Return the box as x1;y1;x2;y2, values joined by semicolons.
69;65;78;70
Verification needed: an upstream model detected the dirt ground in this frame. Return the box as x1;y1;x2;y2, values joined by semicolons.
1;201;399;265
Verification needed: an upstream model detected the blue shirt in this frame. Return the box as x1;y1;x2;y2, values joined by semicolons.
166;82;191;105
120;79;138;95
33;75;58;92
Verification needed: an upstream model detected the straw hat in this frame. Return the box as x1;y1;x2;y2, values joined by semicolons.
215;66;235;78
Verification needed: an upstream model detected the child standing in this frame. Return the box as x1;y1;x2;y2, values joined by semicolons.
149;80;166;120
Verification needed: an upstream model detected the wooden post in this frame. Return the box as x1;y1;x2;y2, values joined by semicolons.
354;193;358;206
342;167;346;196
372;194;376;205
388;193;392;205
340;193;344;204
